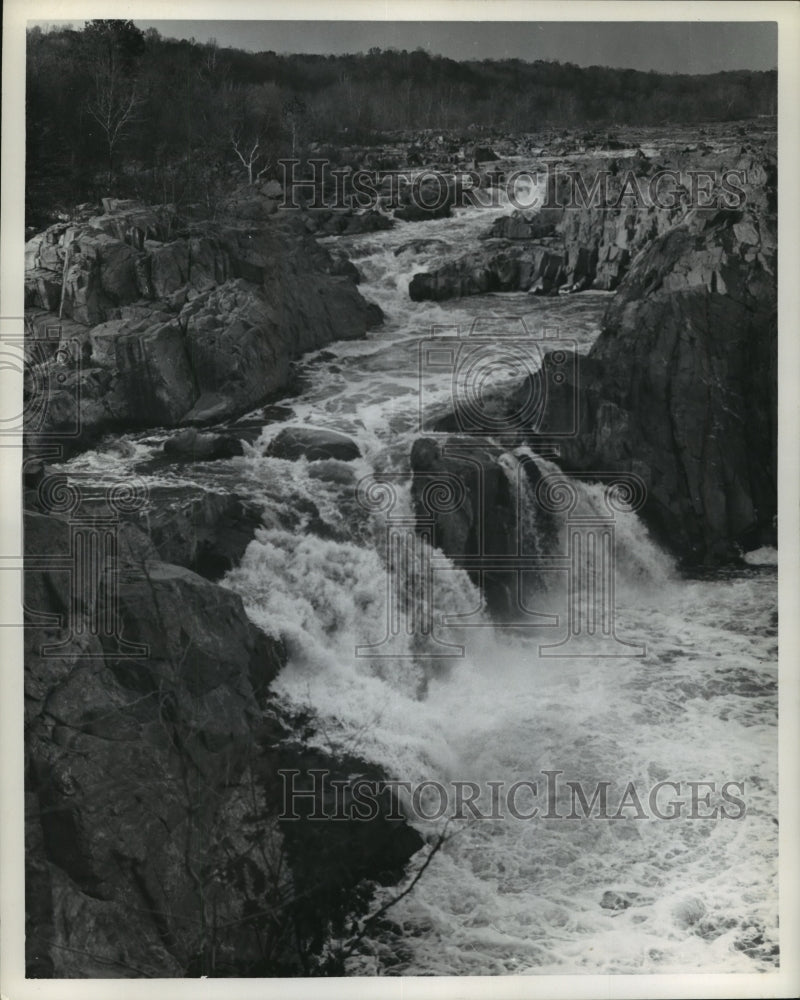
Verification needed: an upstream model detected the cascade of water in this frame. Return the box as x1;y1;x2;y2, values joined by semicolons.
54;193;778;976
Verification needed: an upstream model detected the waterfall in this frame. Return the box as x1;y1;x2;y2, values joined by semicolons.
54;196;778;976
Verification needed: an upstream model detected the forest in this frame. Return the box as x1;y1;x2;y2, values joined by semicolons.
25;20;778;224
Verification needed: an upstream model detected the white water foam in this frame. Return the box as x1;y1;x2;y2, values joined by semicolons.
55;189;778;976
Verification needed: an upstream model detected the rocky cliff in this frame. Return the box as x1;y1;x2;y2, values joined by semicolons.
22;197;423;977
24;199;383;453
525;201;777;562
24;501;422;977
409;146;767;301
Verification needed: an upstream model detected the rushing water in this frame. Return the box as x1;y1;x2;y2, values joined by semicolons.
58;194;778;975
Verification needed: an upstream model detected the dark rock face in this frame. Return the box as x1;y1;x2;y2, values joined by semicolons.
24;204;383;454
410;148;772;301
300;208;393;236
409;240;566;301
394;238;449;257
522;204;777;563
267;426;361;463
394;176;456;222
24;511;286;975
271;743;424;967
410;436;548;619
129;487;262;580
162;428;245;461
472;144;500;165
24;510;423;976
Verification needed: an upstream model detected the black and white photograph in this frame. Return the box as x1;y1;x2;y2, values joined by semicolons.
1;2;798;996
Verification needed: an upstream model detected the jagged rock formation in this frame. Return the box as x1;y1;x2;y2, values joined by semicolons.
410;436;551;618
24;200;383;453
24;507;422;977
523;201;777;562
267;426;361;463
408;146;770;300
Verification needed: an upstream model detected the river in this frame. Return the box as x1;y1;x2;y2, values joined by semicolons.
56;193;779;975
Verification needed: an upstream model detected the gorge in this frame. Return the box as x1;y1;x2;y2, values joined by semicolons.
22;120;778;977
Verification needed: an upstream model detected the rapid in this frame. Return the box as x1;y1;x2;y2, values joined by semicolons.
57;191;779;975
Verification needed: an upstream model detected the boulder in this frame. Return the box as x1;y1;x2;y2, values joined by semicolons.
409;241;566;301
601;891;641;911
394;177;456;221
472;145;500;165
131;488;262;579
162;428;245;461
394;238;449;257
410;436;548;619
302;208;393;236
267;426;361;462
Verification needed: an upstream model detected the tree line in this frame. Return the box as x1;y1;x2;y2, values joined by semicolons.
26;21;777;225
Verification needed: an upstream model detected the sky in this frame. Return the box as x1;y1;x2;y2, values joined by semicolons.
42;20;777;74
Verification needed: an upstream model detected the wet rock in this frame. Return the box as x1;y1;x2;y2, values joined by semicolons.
131;487;262;580
472;144;499;165
394;177;456;222
267;426;361;462
162;428;245;460
672;897;706;928
302;208;393;236
409;241;566;301
394;238;449;256
410;436;548;619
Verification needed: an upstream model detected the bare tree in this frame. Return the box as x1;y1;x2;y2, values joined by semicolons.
83;20;146;184
229;130;272;186
86;71;144;184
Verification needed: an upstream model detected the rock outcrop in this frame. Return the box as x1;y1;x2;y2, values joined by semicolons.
129;487;262;580
410;436;551;618
409;147;770;301
520;200;777;562
24;507;423;977
162;428;245;461
24;202;383;454
267;426;361;463
409;240;566;300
